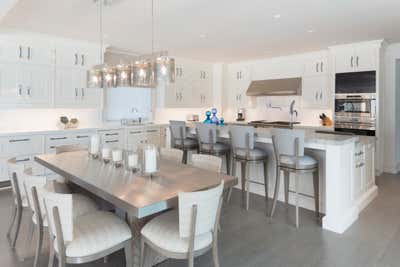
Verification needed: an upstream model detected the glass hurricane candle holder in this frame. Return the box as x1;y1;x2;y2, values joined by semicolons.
102;147;112;164
125;150;140;173
112;149;123;168
142;144;159;178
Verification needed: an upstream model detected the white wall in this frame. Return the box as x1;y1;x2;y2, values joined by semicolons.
383;43;400;173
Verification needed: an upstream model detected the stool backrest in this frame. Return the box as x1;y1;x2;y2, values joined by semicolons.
191;154;222;173
271;128;305;160
160;147;183;163
169;120;187;140
229;125;255;150
196;123;217;144
178;181;224;238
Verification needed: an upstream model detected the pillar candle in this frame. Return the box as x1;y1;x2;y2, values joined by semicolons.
102;147;111;159
128;153;138;167
145;148;157;173
90;135;100;154
112;150;123;162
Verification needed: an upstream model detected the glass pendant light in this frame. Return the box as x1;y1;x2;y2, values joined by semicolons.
156;55;175;83
115;64;131;87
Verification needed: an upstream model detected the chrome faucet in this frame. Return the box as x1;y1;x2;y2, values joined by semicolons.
289;100;298;125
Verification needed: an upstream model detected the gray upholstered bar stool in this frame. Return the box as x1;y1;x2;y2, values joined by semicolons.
195;123;231;174
169;120;199;164
269;128;319;228
229;125;269;213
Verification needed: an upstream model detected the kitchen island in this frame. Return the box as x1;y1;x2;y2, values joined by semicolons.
185;125;377;234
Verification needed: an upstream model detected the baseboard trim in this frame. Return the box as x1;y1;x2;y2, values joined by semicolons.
357;185;378;212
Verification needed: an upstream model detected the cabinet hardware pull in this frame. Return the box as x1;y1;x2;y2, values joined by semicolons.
240;71;242;79
19;46;23;59
105;140;118;143
76;135;89;138
74;53;78;65
356;56;359;67
27;47;31;60
50;137;67;140
18;84;23;96
81;54;85;66
315;92;318;100
81;88;85;98
355;151;364;156
316;62;319;73
105;133;119;136
146;130;158;133
49;146;56;149
16;158;30;163
75;88;78;97
27;87;31;96
9;138;30;143
319;92;323;100
130;131;142;134
321;62;323;72
350;56;354;68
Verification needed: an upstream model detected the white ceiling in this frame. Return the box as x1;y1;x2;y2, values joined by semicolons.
1;0;400;62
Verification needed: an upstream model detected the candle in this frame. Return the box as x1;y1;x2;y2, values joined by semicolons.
112;150;123;162
145;148;157;173
128;153;138;168
90;135;100;154
102;147;111;159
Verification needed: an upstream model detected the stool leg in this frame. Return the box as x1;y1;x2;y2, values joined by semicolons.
295;174;299;228
182;149;188;164
240;161;247;210
263;160;269;216
284;171;290;207
226;159;236;203
225;152;231;175
313;168;320;219
245;162;250;210
270;166;281;217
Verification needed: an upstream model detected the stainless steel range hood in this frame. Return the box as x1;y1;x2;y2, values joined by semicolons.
246;77;302;96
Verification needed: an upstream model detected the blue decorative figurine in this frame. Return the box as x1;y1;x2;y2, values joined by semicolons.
203;110;212;124
219;117;225;126
210;108;219;125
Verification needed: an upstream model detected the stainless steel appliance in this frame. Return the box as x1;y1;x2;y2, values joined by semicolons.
246;77;301;96
334;94;376;136
237;108;246;121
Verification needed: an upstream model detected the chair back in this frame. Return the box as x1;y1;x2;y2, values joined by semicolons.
169;120;187;141
7;158;26;197
271;128;305;160
229;125;255;150
191;154;222;173
56;145;87;154
23;174;47;214
44;192;74;242
196;123;217;145
178;181;224;238
160;148;183;163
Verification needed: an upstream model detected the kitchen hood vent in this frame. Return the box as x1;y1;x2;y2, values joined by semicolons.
246;77;302;96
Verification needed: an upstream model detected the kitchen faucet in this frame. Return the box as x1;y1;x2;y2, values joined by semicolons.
289;100;298;125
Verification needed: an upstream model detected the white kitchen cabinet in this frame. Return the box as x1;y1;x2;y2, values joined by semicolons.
55;43;100;68
192;63;213;107
0;63;24;105
302;75;331;108
126;127;162;151
165;60;190;108
99;129;124;149
331;42;379;73
304;52;329;76
20;64;53;106
225;64;254;109
363;142;375;190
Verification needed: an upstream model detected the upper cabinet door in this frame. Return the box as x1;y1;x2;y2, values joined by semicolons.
56;43;100;68
353;46;377;72
54;67;81;107
334;48;355;74
0;38;54;65
304;53;329;76
20;64;52;106
0;63;25;105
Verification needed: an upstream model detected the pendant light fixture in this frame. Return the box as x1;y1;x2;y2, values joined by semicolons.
87;0;174;88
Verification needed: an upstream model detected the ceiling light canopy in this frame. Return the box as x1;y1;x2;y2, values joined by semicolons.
87;0;175;88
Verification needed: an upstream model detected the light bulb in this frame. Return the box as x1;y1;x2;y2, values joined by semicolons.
105;74;112;81
161;65;167;75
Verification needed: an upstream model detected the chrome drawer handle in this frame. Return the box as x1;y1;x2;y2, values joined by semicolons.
146;130;158;133
105;133;119;136
50;137;67;140
76;135;89;139
130;131;142;134
15;158;30;163
9;138;30;143
105;140;119;143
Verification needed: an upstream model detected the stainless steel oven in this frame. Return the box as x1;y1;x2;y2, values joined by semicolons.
334;94;376;136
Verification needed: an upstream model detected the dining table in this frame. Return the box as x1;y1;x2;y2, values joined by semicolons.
35;150;238;267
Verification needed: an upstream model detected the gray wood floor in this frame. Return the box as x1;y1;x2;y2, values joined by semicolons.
1;174;399;267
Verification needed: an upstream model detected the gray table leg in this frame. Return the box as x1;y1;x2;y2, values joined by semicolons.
127;214;166;267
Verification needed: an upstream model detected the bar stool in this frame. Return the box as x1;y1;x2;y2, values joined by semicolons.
229;125;269;214
269;128;319;228
195;123;231;174
169;120;199;164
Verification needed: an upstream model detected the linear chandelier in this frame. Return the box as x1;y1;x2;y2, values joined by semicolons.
87;0;175;88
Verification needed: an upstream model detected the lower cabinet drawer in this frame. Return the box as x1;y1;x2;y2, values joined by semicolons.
2;135;44;157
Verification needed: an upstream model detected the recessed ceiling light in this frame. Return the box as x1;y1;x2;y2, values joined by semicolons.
199;34;207;38
273;14;281;19
307;29;315;33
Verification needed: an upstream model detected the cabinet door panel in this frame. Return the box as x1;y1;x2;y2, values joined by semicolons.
0;63;24;104
21;64;52;105
354;46;376;72
302;75;330;108
54;67;80;106
334;49;355;73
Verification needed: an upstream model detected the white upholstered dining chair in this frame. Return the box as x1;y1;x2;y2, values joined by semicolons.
44;192;133;267
140;181;224;267
160;147;184;163
190;154;222;173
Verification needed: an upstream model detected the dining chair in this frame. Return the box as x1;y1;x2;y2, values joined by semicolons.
44;192;133;267
169;120;199;164
160;147;184;163
229;125;269;213
191;154;222;173
270;128;319;228
23;174;97;267
6;157;31;248
195;123;230;174
140;181;224;267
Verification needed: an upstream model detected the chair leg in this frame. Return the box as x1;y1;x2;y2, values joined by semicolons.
284;171;290;206
295;174;299;228
270;166;281;218
124;240;133;267
313;168;320;219
240;161;247;210
140;238;145;267
48;239;55;267
212;239;220;267
24;219;35;260
33;225;43;267
226;188;232;203
263;161;269;216
6;203;17;240
11;205;23;248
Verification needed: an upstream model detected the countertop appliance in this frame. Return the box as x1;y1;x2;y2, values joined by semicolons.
237;108;245;121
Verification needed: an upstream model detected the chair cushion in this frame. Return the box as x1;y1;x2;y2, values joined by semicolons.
200;142;230;153
234;148;268;161
279;155;317;170
55;211;131;258
141;210;212;254
174;138;198;149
